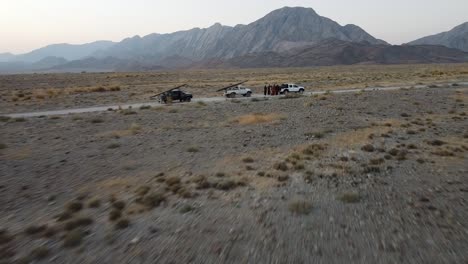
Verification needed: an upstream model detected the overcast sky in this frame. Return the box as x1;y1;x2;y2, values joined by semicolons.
1;0;467;54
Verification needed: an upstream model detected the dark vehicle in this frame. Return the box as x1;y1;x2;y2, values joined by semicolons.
150;84;193;104
160;89;193;103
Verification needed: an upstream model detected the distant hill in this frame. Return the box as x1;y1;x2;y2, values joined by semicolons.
47;57;165;73
95;7;387;62
6;41;115;63
0;53;15;62
408;22;468;52
17;41;116;62
201;39;468;68
3;7;468;73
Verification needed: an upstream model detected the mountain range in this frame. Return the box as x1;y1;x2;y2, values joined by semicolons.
407;22;468;52
0;7;467;73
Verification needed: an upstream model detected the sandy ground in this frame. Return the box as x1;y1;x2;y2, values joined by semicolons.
1;63;468;114
0;82;467;263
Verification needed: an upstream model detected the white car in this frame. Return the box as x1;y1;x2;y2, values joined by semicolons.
280;84;305;94
224;85;252;98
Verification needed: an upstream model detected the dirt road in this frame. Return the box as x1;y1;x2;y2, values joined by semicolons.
3;82;467;118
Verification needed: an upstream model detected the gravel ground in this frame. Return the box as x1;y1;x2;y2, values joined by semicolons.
0;86;467;263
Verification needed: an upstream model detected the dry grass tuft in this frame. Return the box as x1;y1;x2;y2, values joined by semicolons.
231;113;285;125
63;229;84;248
338;192;361;203
115;218;130;229
288;199;312;215
142;192;166;208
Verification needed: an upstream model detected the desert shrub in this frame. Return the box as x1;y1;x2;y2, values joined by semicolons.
361;144;375;152
338;192;361;203
431;149;454;156
369;158;385;165
107;143;121;149
142;192;166;208
277;175;290;182
288;199;312;215
29;246;50;260
177;187;193;198
112;201;126;210
89;118;104;123
0;143;6;149
179;204;195;214
121;109;137;115
87;198;101;208
65;201;83;213
135;186;151;196
305;131;325;139
165;176;181;186
214;179;238;190
114;218;130;229
242;157;254;163
274;162;288;171
63;230;84;248
0;229;14;244
302;144;326;157
363;166;381;173
0;116;11;122
294;163;305;170
139;105;151;110
187;147;199;153
193;175;211;189
64;217;93;231
427;139;446;146
109;210;122;221
24;224;47;235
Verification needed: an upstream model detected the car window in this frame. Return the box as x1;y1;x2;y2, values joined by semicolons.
294;85;298;88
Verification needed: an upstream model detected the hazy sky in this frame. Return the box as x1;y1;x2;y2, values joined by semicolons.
1;0;467;54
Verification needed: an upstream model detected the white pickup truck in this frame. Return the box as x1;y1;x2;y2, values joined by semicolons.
224;85;252;98
280;84;305;94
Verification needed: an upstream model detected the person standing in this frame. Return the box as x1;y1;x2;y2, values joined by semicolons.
264;84;267;96
268;84;272;95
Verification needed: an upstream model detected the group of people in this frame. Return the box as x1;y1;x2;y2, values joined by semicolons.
264;84;281;96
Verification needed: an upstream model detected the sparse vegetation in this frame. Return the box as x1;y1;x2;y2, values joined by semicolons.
89;118;104;123
242;157;254;163
232;113;285;125
288;199;312;215
109;209;122;221
115;218;130;229
24;224;47;235
107;143;121;149
361;144;375;152
65;201;83;213
88;197;101;208
338;192;361;203
63;229;84;248
29;246;50;260
187;147;199;153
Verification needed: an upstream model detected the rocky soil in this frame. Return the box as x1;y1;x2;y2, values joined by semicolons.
0;86;467;263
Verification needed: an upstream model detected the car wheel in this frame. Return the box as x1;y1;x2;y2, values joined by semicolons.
246;92;252;97
187;98;191;102
283;90;289;95
299;89;304;94
228;93;236;98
